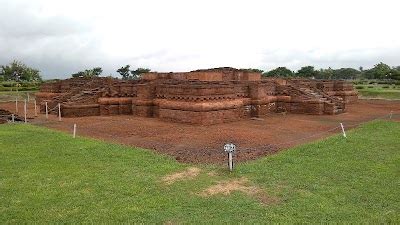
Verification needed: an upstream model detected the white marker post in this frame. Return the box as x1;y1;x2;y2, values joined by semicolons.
11;114;15;123
34;100;38;117
58;103;61;121
24;99;27;123
27;93;30;102
224;143;236;172
45;102;48;119
73;123;76;138
15;97;18;113
390;111;393;120
340;123;346;138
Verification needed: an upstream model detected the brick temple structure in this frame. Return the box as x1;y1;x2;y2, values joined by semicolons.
36;67;358;125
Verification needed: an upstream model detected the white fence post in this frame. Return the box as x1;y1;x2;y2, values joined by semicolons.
24;99;27;123
390;111;393;120
27;93;30;102
58;103;61;122
73;123;76;138
45;102;48;119
15;97;18;113
340;123;346;138
34;100;38;117
11;114;15;123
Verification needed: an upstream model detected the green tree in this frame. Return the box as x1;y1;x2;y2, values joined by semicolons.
315;67;334;79
263;67;293;77
389;66;400;80
117;65;131;80
296;66;317;78
364;62;392;79
92;67;103;76
243;68;264;73
332;68;361;79
71;71;85;78
0;60;42;81
130;67;151;80
71;67;102;78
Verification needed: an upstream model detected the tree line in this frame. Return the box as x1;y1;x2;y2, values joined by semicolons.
70;65;150;80
0;61;152;82
262;62;400;80
1;60;399;82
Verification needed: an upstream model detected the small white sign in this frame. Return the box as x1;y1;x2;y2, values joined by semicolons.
224;143;236;153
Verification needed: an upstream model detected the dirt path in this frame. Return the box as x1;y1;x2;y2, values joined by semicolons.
1;99;399;164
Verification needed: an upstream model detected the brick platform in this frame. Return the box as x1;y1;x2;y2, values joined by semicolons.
36;67;358;125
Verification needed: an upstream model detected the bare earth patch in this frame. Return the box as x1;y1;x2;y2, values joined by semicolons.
162;167;201;185
1;99;398;164
199;177;278;205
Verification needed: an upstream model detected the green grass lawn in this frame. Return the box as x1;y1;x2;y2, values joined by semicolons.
0;91;36;102
0;81;40;92
356;84;400;99
0;121;399;223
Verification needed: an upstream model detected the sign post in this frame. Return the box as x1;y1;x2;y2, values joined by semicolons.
224;143;236;172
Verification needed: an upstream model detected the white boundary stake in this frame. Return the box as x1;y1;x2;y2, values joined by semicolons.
34;100;38;117
389;111;393;120
24;99;27;123
58;103;62;121
45;102;48;119
73;123;76;138
224;143;236;171
11;114;15;123
15;97;18;113
228;152;233;171
27;93;30;102
340;123;347;138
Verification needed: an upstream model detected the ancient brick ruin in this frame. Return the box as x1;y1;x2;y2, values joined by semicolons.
35;67;358;125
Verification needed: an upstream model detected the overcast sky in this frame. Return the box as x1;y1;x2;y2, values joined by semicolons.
0;0;399;79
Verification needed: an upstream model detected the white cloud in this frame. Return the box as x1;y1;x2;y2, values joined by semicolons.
0;0;399;78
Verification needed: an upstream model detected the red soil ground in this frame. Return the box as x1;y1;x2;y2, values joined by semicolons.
1;99;399;164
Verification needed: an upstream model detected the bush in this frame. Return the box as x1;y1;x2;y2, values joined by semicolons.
18;87;38;91
355;86;365;89
2;83;14;87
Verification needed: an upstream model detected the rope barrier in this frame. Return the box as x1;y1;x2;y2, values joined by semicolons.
274;111;398;148
345;113;397;128
47;105;60;113
3;100;398;148
277;125;341;147
0;100;15;103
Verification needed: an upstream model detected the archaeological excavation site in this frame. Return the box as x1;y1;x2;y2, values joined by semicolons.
35;67;358;125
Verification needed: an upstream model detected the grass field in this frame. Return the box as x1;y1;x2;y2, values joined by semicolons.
356;84;400;99
0;81;40;92
0;121;399;223
0;91;36;102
